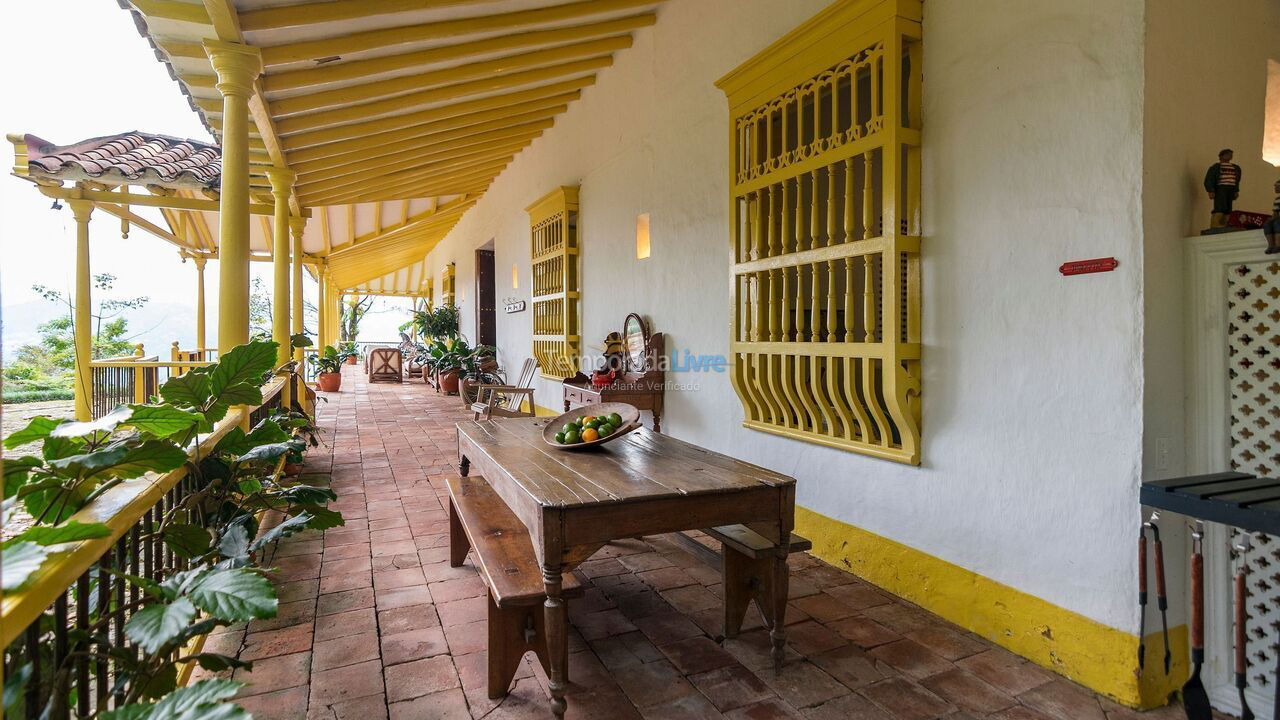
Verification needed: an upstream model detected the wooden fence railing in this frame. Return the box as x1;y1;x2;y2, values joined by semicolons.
89;344;212;419
1;379;287;718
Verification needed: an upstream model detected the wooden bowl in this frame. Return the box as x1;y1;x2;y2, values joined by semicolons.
542;402;642;450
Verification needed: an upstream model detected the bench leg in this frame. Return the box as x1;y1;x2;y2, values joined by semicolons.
722;546;768;638
486;590;571;700
448;497;470;568
722;545;790;657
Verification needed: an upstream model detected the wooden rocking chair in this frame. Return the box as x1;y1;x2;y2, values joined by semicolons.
469;358;538;420
367;347;403;383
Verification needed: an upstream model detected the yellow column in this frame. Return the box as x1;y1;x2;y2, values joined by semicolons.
205;40;262;355
68;198;94;421
266;168;294;360
290;216;306;363
267;168;295;406
192;256;207;352
317;267;329;349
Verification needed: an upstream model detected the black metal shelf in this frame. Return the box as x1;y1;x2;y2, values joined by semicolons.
1141;472;1280;534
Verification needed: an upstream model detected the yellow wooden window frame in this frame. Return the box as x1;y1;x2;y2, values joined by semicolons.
441;263;456;306
526;186;580;379
717;0;923;465
424;277;434;311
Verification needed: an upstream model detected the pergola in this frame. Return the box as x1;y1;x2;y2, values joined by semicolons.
9;0;662;422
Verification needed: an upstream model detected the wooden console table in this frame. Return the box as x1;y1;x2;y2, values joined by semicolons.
456;417;796;717
562;313;666;431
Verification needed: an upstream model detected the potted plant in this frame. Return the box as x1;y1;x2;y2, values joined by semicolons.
458;342;499;404
308;345;345;392
338;340;359;365
426;337;465;394
283;447;305;476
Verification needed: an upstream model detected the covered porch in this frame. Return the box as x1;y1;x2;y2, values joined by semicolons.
214;365;1181;720
5;0;1280;717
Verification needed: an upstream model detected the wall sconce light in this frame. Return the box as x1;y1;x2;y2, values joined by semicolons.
636;213;651;259
1265;59;1280;167
512;263;519;289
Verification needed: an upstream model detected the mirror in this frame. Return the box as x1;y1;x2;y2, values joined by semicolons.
622;313;649;372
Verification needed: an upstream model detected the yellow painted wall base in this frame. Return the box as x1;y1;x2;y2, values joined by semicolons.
796;506;1186;709
533;402;559;418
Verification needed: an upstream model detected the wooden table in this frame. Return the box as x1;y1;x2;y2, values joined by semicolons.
457;418;796;717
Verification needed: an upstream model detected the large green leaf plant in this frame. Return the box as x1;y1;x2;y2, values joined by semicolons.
2;338;341;719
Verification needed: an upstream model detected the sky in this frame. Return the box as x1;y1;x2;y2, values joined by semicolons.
0;1;414;356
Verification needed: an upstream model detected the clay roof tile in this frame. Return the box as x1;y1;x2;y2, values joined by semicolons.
23;131;222;191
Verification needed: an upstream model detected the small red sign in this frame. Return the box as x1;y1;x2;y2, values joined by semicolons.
1060;257;1118;276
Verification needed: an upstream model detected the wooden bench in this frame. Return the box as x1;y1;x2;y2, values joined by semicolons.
446;475;583;699
673;525;811;638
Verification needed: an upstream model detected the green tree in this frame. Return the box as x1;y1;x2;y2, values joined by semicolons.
340;295;376;343
7;275;150;389
250;276;320;341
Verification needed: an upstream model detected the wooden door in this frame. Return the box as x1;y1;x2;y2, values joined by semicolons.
475;248;496;347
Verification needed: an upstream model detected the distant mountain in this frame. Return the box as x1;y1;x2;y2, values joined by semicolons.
1;300;201;361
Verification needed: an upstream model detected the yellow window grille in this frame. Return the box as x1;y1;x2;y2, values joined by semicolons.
526;186;580;380
716;0;922;465
442;263;456;306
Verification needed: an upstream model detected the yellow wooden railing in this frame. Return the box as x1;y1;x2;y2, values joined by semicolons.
89;343;214;418
0;378;287;650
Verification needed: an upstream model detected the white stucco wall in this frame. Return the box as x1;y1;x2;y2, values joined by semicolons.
427;0;1148;633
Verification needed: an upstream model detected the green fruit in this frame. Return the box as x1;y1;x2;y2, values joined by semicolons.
597;424;614;437
555;432;566;444
564;430;580;444
584;418;600;429
608;412;623;427
562;423;577;435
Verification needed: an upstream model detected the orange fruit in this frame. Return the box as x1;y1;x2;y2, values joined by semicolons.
581;427;599;442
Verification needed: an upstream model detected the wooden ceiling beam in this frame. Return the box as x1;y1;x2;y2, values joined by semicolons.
241;0;501;32
295;123;548;182
275;57;608;134
292;112;555;175
271;36;629;116
259;0;659;66
315;170;499;206
281;81;584;149
308;164;503;205
133;0;213;24
97;202;181;244
327;195;471;249
283;90;574;155
298;142;525;196
264;15;655;93
353;182;493;206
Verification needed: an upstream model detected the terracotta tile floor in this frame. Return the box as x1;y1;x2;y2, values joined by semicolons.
200;366;1196;720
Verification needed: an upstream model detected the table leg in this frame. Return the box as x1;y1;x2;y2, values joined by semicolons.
542;566;569;717
770;535;790;673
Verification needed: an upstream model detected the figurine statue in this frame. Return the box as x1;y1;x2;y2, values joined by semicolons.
1204;148;1242;228
1266;178;1280;254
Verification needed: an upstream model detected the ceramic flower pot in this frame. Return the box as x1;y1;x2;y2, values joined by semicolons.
440;369;461;394
344;356;358;365
317;372;342;392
